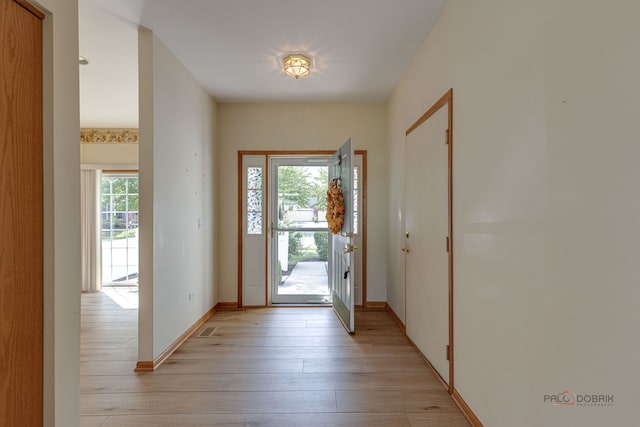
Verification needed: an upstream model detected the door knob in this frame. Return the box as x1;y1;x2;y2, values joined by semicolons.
342;244;358;266
343;244;358;253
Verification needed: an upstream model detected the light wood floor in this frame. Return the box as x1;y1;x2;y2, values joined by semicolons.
80;291;470;426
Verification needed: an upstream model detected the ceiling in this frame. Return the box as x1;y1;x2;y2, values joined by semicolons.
79;0;446;128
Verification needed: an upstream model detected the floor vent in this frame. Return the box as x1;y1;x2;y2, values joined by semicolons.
197;326;217;337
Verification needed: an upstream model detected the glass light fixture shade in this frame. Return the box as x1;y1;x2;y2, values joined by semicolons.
283;54;311;79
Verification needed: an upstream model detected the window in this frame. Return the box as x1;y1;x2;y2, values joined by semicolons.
247;167;263;234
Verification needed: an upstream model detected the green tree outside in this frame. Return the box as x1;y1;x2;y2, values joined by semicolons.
277;166;328;223
277;166;313;210
102;177;139;232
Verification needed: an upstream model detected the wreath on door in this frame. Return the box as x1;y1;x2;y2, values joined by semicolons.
326;178;345;234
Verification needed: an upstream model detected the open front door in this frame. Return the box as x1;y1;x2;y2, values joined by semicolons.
329;138;355;333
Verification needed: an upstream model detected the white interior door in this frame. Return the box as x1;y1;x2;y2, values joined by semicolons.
329;138;355;333
405;106;450;382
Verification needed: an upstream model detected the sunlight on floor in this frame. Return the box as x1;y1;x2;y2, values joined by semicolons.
102;285;139;309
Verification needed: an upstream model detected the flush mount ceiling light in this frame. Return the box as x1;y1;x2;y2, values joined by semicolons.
283;54;311;79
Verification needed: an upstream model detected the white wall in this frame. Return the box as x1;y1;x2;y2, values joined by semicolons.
81;142;138;166
138;28;218;360
387;1;640;426
217;103;388;303
39;0;81;425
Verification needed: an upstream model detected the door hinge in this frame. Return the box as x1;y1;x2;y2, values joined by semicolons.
446;344;450;361
446;236;449;252
445;129;450;145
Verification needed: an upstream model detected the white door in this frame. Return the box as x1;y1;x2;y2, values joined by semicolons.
404;106;450;382
329;139;355;333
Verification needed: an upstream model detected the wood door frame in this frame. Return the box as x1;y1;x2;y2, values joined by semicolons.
237;150;367;308
405;88;454;391
13;0;44;19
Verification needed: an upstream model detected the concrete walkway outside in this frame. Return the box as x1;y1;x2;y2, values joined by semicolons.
280;261;329;295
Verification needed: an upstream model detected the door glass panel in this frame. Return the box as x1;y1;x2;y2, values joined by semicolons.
277;230;329;297
271;159;330;303
246;167;263;235
276;166;328;230
101;174;139;285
